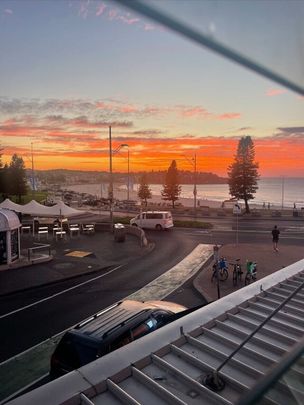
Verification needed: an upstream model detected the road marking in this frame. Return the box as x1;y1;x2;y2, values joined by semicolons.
0;265;122;320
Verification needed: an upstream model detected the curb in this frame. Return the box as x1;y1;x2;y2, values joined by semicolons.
192;258;214;304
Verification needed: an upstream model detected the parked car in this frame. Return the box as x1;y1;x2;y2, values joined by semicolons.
130;211;174;230
50;300;189;378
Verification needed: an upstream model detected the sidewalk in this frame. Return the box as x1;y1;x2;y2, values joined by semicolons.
194;243;304;302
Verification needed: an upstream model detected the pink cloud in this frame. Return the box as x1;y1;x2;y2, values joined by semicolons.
118;15;140;25
78;0;90;19
4;9;13;15
217;113;241;120
120;105;138;113
180;107;211;118
96;2;106;16
144;23;156;31
108;8;118;20
266;88;287;97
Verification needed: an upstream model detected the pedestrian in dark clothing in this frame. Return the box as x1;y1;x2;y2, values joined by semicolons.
272;225;280;252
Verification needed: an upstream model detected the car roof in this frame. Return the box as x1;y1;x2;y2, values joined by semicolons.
70;300;186;341
142;211;171;214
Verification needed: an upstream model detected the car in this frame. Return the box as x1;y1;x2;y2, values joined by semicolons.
50;299;189;378
130;211;174;230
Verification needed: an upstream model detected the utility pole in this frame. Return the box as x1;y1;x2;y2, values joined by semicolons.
183;153;197;217
127;147;130;201
31;142;35;199
109;126;114;230
193;153;197;217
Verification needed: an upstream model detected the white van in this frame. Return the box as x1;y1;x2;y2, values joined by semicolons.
130;211;174;230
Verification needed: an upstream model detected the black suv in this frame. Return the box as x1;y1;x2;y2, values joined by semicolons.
50;300;189;378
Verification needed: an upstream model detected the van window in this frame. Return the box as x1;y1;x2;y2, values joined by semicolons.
146;213;163;219
152;310;174;327
131;317;157;340
108;330;132;352
165;213;172;219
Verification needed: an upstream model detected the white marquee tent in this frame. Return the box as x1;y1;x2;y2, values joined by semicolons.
0;199;85;218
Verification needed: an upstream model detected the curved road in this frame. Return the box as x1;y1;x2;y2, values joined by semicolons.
0;228;198;362
1;219;303;362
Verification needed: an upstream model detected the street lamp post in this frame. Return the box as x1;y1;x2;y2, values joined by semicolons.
117;144;129;201
31;142;35;199
183;153;197;217
108;134;129;229
127;147;130;201
109;127;114;230
113;143;129;200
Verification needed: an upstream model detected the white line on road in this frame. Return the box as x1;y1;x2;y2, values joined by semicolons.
0;265;123;320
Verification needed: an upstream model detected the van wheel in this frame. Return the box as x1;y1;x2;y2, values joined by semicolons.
132;224;138;227
155;224;163;231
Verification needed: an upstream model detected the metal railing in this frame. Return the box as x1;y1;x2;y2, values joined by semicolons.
236;336;304;405
27;243;51;262
204;277;304;391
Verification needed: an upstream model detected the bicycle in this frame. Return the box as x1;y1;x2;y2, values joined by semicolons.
230;258;243;286
244;261;257;285
211;257;228;282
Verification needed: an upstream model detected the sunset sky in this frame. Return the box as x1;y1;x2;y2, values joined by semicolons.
0;0;303;177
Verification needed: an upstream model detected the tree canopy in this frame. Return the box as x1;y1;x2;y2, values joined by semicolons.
137;174;152;206
227;136;259;213
8;154;28;203
161;160;181;208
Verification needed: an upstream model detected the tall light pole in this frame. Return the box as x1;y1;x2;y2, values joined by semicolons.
31;142;35;199
183;153;197;217
281;176;285;209
127;147;130;201
109;126;114;229
113;143;129;200
108;135;129;229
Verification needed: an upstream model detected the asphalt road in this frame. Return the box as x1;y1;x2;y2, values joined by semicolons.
1;221;303;363
0;227;199;362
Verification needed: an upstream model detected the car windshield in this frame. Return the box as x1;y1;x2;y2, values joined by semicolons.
0;0;303;402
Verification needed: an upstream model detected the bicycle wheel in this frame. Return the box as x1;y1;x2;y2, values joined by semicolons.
245;272;251;286
237;265;243;281
232;269;238;286
220;268;228;281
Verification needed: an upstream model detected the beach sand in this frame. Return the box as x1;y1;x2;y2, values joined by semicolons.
63;183;270;210
64;183;223;209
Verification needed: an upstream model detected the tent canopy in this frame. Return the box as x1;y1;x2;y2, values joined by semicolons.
0;199;85;218
0;198;23;212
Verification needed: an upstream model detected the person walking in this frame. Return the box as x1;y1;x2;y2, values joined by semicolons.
272;225;280;252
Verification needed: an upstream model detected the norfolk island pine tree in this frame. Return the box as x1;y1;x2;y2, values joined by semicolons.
161;160;181;208
227;136;260;214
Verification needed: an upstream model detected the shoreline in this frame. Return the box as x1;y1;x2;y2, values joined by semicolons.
63;183;290;210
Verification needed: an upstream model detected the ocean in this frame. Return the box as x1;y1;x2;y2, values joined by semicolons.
65;178;304;209
149;178;304;208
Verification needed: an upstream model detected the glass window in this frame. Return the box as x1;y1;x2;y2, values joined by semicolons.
131;318;157;340
108;330;132;352
152;310;174;328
